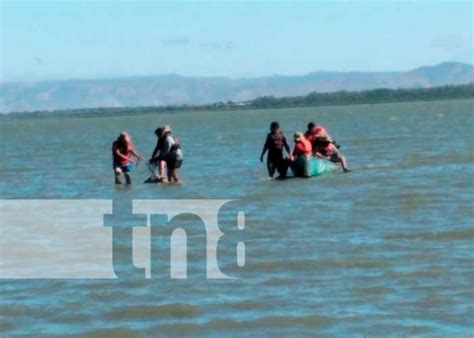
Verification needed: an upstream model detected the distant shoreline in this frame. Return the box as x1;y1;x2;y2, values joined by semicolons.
2;83;473;119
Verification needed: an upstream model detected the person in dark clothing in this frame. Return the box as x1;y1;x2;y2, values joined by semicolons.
260;121;292;179
150;127;165;161
149;125;183;183
147;127;166;182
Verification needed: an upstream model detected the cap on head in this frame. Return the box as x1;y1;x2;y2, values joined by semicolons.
307;122;315;130
163;125;172;133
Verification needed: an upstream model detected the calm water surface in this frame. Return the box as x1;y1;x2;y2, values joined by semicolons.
1;100;473;336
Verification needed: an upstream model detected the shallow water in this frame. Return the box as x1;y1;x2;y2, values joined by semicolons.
1;99;473;336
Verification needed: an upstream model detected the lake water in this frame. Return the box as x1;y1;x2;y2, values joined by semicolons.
1;99;473;336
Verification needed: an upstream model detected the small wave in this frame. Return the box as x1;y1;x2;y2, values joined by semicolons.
209;314;334;329
262;278;295;286
385;268;448;279
145;323;203;335
360;152;474;173
384;228;474;241
0;305;57;318
103;303;199;320
0;320;14;332
246;257;391;272
72;327;137;338
354;286;393;297
121;314;334;335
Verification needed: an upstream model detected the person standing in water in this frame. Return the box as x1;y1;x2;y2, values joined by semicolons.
166;134;183;183
149;127;166;181
149;125;182;183
260;121;291;179
112;132;142;184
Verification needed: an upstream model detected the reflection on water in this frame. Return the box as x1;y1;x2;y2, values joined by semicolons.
0;99;473;336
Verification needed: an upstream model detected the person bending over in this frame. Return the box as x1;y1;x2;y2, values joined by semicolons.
112;132;141;184
149;125;179;183
149;127;166;181
305;122;342;149
314;136;350;172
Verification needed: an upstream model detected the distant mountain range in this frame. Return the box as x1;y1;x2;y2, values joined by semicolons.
0;62;472;113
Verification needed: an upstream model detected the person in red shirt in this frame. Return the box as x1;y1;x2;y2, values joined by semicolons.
112;132;142;184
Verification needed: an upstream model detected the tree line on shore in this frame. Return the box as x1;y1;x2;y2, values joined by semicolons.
246;83;474;109
5;83;474;118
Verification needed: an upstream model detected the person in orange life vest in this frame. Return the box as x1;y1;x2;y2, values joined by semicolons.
260;121;291;178
112;132;142;184
313;124;332;141
313;133;350;172
305;121;341;149
292;132;312;159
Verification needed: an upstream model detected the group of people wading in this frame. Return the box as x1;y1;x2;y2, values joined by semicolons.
260;121;350;179
112;121;349;185
112;125;183;185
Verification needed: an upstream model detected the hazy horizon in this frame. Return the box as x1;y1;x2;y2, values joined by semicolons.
0;61;472;85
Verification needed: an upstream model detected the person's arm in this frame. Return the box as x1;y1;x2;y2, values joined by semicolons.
283;135;291;155
260;146;268;162
314;151;330;160
151;141;159;158
114;148;129;161
291;144;300;160
260;142;268;162
150;140;160;163
260;136;269;162
130;147;142;161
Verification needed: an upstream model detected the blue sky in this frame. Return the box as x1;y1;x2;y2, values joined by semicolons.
1;1;473;82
